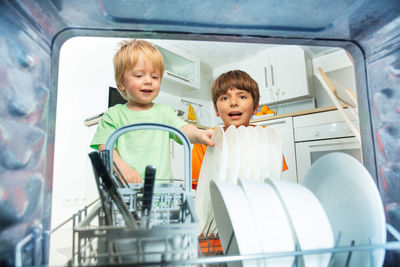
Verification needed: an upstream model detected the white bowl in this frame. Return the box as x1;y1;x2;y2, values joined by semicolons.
302;152;386;267
266;178;334;267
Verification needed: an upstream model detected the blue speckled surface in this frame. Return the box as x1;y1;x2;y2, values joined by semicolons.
0;0;399;265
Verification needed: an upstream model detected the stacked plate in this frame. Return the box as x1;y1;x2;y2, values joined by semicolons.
194;125;283;236
206;151;386;267
302;152;386;267
210;178;334;267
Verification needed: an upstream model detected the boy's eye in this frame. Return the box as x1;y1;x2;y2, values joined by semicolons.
239;95;247;99
220;96;228;101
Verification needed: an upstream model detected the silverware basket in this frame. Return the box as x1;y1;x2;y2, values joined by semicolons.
70;123;198;266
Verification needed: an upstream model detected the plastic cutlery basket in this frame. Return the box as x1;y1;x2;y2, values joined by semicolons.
70;123;198;266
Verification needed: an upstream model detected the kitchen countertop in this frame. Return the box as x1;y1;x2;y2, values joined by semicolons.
250;105;344;124
85;106;344;129
194;106;345;129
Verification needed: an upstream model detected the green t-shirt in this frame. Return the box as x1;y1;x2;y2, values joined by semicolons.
90;103;187;181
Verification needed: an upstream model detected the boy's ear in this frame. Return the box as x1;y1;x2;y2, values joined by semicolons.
214;105;220;117
118;84;125;91
253;104;259;115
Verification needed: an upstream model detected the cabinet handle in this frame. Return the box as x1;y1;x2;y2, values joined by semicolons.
271;65;275;86
166;71;191;83
264;66;269;88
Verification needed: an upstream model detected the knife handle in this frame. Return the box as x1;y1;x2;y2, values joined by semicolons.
142;165;156;214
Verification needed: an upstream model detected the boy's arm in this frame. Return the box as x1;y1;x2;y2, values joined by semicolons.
180;124;214;146
98;144;143;184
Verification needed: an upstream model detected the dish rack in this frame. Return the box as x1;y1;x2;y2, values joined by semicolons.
69;123;198;266
64;122;400;266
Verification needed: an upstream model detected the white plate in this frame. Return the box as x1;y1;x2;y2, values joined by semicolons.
266;178;334;267
238;178;294;267
195;126;228;235
210;180;263;267
237;126;251;180
247;126;261;181
266;127;282;179
302;152;386;267
225;125;241;184
255;126;271;182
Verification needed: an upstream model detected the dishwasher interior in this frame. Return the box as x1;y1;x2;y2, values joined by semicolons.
1;0;400;266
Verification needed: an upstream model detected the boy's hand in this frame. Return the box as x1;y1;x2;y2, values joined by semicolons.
180;124;214;146
201;128;214;147
99;144;143;184
120;167;143;184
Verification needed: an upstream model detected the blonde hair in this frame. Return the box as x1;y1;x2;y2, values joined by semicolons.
211;70;260;108
113;39;164;100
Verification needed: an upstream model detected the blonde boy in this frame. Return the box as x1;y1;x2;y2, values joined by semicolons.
192;70;287;189
91;39;213;183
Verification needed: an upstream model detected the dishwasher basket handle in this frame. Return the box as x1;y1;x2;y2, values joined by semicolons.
104;122;192;193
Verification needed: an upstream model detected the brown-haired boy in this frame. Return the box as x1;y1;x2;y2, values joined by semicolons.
192;70;288;189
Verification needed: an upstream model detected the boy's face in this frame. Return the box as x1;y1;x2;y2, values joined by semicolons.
119;53;161;110
214;88;258;128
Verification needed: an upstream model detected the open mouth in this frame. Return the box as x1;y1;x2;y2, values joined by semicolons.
229;112;242;117
140;89;153;93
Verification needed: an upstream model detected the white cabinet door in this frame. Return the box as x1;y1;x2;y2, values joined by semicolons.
152;41;201;95
253;117;298;183
260;46;310;105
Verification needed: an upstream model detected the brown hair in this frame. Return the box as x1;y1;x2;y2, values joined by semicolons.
211;70;260;108
113;39;164;100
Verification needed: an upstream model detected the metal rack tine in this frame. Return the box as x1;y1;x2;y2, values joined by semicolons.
328;231;342;267
344;240;355;267
293;244;302;267
369;238;376;267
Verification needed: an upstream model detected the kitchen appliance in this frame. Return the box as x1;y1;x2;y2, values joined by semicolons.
296;137;361;182
1;1;399;266
294;110;362;182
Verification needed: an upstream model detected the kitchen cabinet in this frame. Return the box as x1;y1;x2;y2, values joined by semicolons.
260;46;314;105
312;49;353;73
214;45;313;106
154;43;201;95
253;117;298;183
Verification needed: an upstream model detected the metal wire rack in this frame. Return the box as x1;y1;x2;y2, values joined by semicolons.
53;123;400;266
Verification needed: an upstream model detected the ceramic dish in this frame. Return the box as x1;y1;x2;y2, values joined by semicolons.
266;178;334;267
224;125;241;184
302;152;386;267
210;180;263;267
238;178;294;267
255;126;271;182
266;126;282;179
237;126;251;180
195;126;227;235
247;126;261;181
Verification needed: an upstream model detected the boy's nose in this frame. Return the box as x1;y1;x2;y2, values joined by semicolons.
144;75;152;84
230;98;238;106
